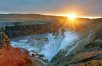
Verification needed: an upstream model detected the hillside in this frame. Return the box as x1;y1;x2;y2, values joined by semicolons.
0;14;66;22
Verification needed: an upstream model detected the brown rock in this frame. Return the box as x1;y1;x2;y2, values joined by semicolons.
71;50;102;63
72;60;102;66
0;32;10;47
86;60;102;66
72;63;85;66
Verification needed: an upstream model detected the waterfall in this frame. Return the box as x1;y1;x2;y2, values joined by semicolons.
39;29;79;61
10;29;79;62
39;30;64;61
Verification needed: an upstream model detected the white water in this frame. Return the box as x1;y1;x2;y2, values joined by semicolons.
10;29;79;62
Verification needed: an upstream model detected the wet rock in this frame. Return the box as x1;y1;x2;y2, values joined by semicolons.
41;56;48;62
35;55;40;58
28;51;44;60
29;51;37;57
19;48;29;54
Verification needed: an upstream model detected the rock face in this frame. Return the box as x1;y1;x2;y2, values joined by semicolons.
0;32;10;47
70;50;102;64
0;46;33;66
5;23;60;38
72;60;102;66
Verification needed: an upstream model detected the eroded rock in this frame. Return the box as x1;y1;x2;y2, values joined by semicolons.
71;50;102;64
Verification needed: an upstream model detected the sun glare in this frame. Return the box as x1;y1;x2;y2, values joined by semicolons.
67;13;77;20
64;13;79;30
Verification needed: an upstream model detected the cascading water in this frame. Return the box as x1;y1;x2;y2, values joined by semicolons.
10;29;79;62
40;29;79;61
39;30;64;61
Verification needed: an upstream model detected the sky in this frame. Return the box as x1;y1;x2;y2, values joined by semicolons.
0;0;102;17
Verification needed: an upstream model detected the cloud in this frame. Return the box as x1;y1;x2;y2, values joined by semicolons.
0;0;102;17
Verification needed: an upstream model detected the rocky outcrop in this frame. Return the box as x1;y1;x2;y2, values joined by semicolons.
72;60;102;66
0;46;33;66
70;50;102;64
0;32;10;47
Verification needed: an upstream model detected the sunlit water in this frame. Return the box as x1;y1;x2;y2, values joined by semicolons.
10;29;79;61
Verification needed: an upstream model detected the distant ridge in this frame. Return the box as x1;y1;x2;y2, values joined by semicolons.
0;14;93;22
0;14;67;22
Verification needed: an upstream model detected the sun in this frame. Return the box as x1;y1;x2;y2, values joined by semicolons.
67;13;77;20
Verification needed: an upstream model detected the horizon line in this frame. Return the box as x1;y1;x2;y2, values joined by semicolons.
0;13;102;19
